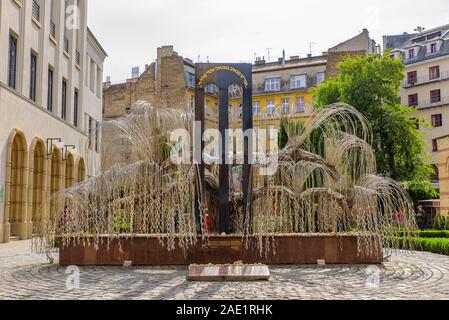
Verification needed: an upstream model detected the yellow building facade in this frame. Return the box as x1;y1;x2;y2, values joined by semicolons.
184;54;327;132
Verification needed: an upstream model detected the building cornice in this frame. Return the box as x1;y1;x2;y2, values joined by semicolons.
87;27;108;60
405;54;449;67
0;81;88;137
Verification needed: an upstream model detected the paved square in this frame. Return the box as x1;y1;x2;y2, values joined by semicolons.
1;240;448;300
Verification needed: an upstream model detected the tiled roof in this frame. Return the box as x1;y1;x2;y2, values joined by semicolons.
385;24;449;65
384;33;417;50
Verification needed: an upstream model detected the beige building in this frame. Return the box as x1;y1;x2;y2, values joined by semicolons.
384;24;449;217
0;0;107;243
436;135;449;215
384;24;449;169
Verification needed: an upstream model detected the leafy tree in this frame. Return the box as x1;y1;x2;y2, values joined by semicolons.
313;52;437;201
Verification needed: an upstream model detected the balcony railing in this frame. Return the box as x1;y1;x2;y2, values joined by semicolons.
32;0;40;21
63;37;69;53
414;96;449;109
75;50;81;65
204;105;312;120
402;71;449;88
49;20;56;38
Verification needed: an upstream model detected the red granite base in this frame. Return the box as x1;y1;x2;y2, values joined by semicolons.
58;234;383;266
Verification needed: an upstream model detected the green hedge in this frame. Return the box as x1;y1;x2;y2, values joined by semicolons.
395;230;449;239
389;236;449;255
433;215;449;230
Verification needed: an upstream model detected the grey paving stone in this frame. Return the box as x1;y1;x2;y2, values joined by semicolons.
0;240;448;300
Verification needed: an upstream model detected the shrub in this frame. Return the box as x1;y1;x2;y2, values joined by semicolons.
112;210;131;233
389;236;449;255
445;217;449;231
434;215;446;230
394;230;449;238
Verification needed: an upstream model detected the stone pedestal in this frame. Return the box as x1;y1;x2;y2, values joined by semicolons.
188;264;270;282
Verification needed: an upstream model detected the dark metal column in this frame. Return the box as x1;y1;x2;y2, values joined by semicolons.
219;86;230;234
242;81;253;233
194;89;205;235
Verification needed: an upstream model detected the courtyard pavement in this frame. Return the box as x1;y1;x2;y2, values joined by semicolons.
0;240;448;300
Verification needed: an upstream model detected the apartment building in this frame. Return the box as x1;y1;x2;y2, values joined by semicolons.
384;25;449;165
102;30;377;169
0;0;107;242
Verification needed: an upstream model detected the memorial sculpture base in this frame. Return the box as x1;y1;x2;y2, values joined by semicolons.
188;264;271;282
59;234;383;266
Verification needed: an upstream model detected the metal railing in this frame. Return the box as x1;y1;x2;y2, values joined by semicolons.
203;104;312;120
402;70;449;88
32;0;40;21
75;50;80;65
63;37;69;53
415;96;449;109
49;20;56;38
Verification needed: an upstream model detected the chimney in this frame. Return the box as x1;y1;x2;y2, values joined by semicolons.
282;49;286;65
254;56;266;65
157;45;175;59
307;53;312;59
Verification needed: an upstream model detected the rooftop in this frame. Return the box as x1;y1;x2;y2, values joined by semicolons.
384;23;449;65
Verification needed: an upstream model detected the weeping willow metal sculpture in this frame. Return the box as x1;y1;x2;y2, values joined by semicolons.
33;101;417;256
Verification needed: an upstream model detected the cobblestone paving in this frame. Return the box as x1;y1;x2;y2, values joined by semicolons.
1;240;448;300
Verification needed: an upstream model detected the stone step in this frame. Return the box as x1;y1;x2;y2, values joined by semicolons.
188;264;271;282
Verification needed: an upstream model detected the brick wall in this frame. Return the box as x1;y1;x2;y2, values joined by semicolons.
101;46;190;170
102;46;188;118
325;50;367;78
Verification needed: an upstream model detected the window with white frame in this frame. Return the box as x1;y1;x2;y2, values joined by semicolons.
430;43;438;54
291;74;307;89
317;72;325;85
253;101;260;115
281;99;290;114
186;72;195;87
205;83;218;95
296;97;306;113
266;100;275;114
265;78;281;92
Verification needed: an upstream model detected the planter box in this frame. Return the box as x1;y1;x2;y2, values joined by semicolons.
59;234;383;266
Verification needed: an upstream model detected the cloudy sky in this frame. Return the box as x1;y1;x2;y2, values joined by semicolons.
88;0;449;82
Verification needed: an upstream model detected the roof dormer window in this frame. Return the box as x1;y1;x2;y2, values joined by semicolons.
430;43;437;53
408;48;415;59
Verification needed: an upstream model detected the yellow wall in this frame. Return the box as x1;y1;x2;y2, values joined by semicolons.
186;88;315;130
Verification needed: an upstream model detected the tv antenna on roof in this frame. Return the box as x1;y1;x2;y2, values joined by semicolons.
307;42;317;56
266;48;272;62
